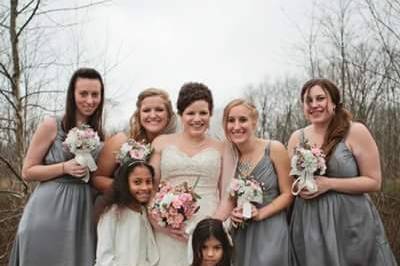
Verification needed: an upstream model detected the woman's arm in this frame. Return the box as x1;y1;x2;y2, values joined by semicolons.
92;132;128;193
301;122;381;199
213;141;236;220
252;140;293;221
22;117;87;182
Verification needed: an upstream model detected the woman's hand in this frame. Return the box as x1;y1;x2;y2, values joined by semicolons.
299;176;330;199
251;205;262;221
63;159;88;178
230;207;244;227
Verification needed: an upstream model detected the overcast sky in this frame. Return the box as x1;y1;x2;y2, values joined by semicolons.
59;0;313;128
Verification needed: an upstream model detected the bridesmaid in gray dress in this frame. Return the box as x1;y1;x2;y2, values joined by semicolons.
288;78;397;266
216;99;293;266
8;68;105;266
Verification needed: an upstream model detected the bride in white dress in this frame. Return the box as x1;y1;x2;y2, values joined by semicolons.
150;82;232;266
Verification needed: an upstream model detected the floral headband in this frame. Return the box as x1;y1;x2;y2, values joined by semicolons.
115;139;153;165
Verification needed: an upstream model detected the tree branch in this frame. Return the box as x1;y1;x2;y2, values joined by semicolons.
36;0;110;15
20;89;64;100
0;155;27;194
26;103;63;112
17;0;41;38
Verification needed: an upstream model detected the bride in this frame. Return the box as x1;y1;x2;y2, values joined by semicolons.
150;82;231;266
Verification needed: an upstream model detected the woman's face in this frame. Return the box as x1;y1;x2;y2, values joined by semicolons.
128;166;153;204
226;104;256;145
181;100;210;137
74;78;102;121
201;236;223;266
303;85;335;125
139;95;169;138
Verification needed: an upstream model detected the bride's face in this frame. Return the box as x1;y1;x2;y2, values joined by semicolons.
181;100;210;137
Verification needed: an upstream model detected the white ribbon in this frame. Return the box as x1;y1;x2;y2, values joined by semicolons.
74;150;97;183
291;170;317;195
238;198;253;219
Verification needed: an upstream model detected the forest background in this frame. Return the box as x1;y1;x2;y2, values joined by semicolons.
0;0;399;264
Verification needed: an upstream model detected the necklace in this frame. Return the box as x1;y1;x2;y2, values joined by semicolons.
237;160;254;177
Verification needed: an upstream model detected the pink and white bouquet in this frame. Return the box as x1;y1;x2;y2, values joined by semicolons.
115;139;152;164
148;179;201;229
63;124;100;182
290;141;327;195
229;174;264;219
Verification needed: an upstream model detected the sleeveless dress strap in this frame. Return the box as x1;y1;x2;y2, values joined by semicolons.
265;140;272;156
299;129;306;146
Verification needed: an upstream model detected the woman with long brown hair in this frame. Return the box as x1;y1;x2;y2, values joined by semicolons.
9;68;105;266
288;78;397;266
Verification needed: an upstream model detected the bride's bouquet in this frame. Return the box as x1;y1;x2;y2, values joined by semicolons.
115;139;152;164
148;178;201;229
290;141;327;195
63;124;100;182
229;174;264;219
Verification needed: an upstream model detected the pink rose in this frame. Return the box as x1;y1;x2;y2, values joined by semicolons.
129;149;145;160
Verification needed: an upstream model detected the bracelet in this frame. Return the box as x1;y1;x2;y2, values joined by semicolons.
62;162;65;174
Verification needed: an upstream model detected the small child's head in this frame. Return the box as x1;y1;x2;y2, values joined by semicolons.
192;218;232;266
112;161;155;208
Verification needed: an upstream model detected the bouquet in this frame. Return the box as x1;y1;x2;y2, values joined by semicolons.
229;174;264;219
148;178;201;229
290;141;327;195
63;124;100;182
115;139;152;164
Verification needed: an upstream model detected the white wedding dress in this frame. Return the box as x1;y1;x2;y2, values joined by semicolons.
155;145;221;266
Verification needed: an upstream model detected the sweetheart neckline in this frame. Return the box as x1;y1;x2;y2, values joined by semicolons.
163;145;220;159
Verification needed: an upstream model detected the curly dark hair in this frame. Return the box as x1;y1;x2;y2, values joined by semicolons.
177;82;214;115
99;161;155;217
191;218;232;266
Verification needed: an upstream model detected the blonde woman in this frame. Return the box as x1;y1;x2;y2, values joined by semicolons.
217;99;293;266
92;88;176;193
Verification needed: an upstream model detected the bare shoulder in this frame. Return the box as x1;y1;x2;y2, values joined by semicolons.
152;133;177;150
287;129;302;147
347;122;376;147
36;116;57;139
102;132;128;151
207;137;224;153
40;116;57;131
348;121;370;136
269;139;287;153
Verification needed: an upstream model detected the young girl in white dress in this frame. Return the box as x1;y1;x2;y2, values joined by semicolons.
95;160;159;266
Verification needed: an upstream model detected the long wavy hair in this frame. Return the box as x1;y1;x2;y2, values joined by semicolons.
128;88;176;143
63;68;105;140
301;78;352;160
191;218;232;266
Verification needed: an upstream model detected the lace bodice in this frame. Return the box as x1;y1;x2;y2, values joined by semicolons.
160;145;221;197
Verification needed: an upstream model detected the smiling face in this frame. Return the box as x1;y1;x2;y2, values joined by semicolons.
200;236;223;266
128;165;153;204
225;104;257;145
303;85;335;125
74;78;102;122
181;100;211;137
139;95;169;139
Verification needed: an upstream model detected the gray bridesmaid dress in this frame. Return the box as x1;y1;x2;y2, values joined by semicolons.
8;117;99;266
290;130;397;266
233;142;290;266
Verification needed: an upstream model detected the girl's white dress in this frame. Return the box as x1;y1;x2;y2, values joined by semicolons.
95;205;159;266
